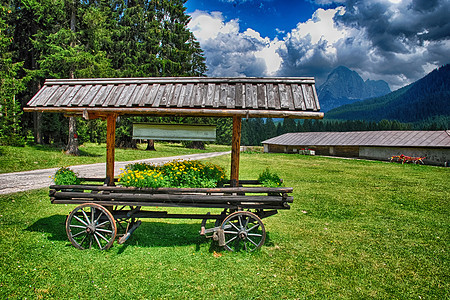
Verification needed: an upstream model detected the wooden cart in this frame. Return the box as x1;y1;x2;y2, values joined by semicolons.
50;180;292;251
25;77;322;251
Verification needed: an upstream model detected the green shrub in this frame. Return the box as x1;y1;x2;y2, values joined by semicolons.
53;167;80;185
258;168;283;187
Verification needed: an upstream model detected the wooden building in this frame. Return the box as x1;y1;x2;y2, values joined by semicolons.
25;77;323;185
262;131;450;166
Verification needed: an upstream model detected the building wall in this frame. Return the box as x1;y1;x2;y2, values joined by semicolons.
264;144;359;157
360;147;450;166
264;144;450;166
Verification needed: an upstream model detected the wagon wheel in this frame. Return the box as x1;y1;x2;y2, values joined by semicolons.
220;211;266;252
66;203;117;250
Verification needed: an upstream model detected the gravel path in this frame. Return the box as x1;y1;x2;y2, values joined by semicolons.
0;151;230;195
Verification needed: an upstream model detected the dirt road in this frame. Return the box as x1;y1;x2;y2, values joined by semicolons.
0;151;230;195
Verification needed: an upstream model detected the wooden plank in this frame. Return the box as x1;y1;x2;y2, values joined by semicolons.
24;106;325;119
106;114;117;186
273;84;281;109
52;199;290;210
205;83;215;107
286;83;295;110
91;85;114;107
53;191;293;203
256;84;266;109
302;84;314;110
226;84;236;108
70;85;93;106
219;84;228;108
159;84;173;107
59;85;82;107
266;84;276;109
151;84;166;107
245;84;253;109
279;83;290;109
179;83;194;107
81;84;102;106
235;83;244;108
46;85;69;106
193;83;204;107
230;116;241;187
44;77;316;85
132;123;216;141
116;84;134;107
291;84;306;110
143;84;159;106
311;84;320;111
129;84;147;106
51;184;294;194
105;84;125;106
212;84;220;107
33;85;59;106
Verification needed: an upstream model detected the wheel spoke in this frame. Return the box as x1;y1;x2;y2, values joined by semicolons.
91;207;95;224
73;215;88;227
247;237;259;247
247;223;260;232
225;235;238;245
238;215;243;228
97;220;111;228
95;231;111;242
94;234;103;249
224;230;239;235
96;228;113;234
248;233;262;237
70;224;87;229
243;216;250;229
229;221;240;231
94;211;104;224
71;230;86;238
88;235;93;249
81;209;91;224
79;234;88;247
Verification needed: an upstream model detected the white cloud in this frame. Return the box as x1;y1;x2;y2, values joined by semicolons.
189;1;450;90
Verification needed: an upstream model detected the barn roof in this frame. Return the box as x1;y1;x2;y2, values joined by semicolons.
262;131;450;148
24;77;323;119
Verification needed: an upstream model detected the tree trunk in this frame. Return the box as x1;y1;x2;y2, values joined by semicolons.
66;116;79;155
146;139;156;151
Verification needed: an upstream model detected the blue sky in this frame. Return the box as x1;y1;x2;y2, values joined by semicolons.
185;0;450;90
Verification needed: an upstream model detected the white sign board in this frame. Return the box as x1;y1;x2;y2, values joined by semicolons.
132;123;216;141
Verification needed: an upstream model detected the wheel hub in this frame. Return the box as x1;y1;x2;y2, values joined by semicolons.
238;230;247;240
86;224;96;234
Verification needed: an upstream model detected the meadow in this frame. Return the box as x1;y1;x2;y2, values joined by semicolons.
0;147;448;299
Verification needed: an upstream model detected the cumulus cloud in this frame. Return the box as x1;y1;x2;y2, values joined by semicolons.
188;10;283;77
189;0;450;90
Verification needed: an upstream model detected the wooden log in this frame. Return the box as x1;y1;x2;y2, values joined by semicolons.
51;199;290;210
52;191;293;203
106;114;117;186
23;106;324;119
49;184;294;194
230;116;242;187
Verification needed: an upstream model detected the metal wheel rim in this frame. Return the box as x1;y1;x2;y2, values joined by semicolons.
220;211;266;252
66;203;117;250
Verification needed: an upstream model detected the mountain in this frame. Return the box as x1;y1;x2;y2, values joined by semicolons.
317;66;391;112
325;64;450;123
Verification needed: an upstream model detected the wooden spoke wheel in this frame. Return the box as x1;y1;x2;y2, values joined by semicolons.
66;203;117;250
220;211;266;252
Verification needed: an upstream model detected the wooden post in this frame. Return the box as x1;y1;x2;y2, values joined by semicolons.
106;114;117;186
230;116;242;187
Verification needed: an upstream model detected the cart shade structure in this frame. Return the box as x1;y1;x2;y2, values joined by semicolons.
25;77;323;251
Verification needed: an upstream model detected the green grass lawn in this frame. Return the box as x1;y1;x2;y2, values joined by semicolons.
0;153;449;299
0;142;230;174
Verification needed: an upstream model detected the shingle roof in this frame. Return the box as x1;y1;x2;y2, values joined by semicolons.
25;77;323;119
262;131;450;148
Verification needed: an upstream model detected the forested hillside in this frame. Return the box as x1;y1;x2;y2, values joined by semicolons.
325;64;450;123
0;0;206;148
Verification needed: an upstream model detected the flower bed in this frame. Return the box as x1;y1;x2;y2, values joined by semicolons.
118;160;227;188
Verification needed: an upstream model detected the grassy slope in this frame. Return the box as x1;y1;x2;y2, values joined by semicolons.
0;142;230;174
0;153;449;299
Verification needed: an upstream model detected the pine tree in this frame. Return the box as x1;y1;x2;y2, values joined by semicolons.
0;4;27;146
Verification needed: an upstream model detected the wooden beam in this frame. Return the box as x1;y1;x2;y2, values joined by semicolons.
23;107;324;119
106;114;117;186
230;116;242;187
